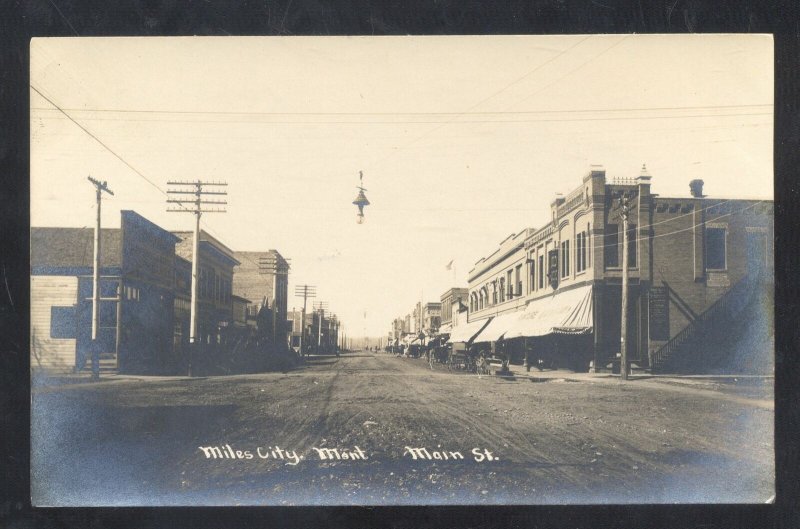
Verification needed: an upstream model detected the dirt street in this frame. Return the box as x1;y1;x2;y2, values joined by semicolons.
31;351;774;506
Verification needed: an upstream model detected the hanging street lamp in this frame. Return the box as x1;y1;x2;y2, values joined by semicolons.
352;170;370;224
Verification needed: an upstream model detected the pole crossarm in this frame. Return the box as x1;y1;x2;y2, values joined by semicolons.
167;199;228;205
167;180;228;186
88;176;114;196
166;190;229;195
167;208;227;213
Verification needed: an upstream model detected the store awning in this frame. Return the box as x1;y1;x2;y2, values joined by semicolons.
470;311;522;343
504;285;593;339
447;318;492;344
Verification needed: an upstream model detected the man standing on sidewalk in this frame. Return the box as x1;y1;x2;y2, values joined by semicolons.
524;339;538;372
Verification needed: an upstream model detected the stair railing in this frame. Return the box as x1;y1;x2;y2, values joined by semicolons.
651;272;758;371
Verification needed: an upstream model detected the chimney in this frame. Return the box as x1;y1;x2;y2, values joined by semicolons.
689;179;705;198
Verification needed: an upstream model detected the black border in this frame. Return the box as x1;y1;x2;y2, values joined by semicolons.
2;1;798;528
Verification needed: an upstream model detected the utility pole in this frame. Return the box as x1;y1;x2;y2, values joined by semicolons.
315;301;328;353
259;254;291;348
294;284;316;356
167;180;227;376
87;177;113;380
618;191;633;381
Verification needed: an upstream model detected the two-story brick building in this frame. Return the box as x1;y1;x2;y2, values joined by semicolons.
458;166;773;373
439;287;468;334
172;230;240;348
232;250;290;345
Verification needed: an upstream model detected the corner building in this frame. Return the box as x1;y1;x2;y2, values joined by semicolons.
464;166;773;373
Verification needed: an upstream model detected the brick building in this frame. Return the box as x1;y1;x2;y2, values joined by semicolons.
439;287;468;331
232;250;290;344
173;230;239;347
457;166;773;373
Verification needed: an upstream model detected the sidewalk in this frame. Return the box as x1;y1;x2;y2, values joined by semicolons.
510;367;772;384
31;370;204;390
499;366;774;409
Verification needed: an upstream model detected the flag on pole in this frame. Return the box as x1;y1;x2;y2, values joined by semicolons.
445;260;454;270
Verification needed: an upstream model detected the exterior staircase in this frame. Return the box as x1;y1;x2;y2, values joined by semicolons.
77;352;118;374
97;352;118;373
650;271;771;374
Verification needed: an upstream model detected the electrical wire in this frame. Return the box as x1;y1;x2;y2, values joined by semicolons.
31;83;243;264
28;102;773;117
29;110;772;125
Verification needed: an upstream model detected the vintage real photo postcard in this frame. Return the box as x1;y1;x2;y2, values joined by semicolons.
29;34;774;506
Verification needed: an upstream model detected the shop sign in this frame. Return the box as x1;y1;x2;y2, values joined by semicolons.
648;287;669;341
548;249;559;290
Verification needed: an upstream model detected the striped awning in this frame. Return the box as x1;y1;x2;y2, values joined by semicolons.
504;285;593;339
446;318;492;344
470;311;522;343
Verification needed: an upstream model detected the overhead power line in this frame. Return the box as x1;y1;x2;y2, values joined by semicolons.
29;102;772;117
30;84;165;195
31;110;772;125
30;83;239;249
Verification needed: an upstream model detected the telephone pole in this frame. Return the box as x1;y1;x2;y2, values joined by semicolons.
314;301;328;353
294;284;316;355
259;254;291;347
167;180;227;374
87;177;113;379
617;191;633;381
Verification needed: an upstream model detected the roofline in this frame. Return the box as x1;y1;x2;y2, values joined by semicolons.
467;228;530;281
121;210;180;244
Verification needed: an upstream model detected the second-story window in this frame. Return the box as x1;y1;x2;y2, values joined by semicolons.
576;232;587;272
538;254;544;289
605;224;619;268
705;226;727;270
515;264;522;295
529;257;535;294
498;279;505;303
507;270;513;298
627;224;637;268
560;240;570;278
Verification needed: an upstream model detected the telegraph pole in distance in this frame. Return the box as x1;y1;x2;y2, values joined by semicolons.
314;301;328;353
618;191;633;381
87;177;113;380
259;254;291;348
167;180;227;376
294;284;316;356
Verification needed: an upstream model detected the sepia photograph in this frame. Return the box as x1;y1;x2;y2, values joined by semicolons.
29;34;774;506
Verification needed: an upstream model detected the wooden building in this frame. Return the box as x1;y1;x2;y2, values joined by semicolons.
31;211;180;374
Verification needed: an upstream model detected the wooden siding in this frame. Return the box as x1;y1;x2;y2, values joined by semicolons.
31;275;78;371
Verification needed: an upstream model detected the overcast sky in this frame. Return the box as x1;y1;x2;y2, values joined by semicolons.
30;35;773;337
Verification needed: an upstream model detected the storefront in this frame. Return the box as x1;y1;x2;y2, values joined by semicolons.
503;284;594;370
